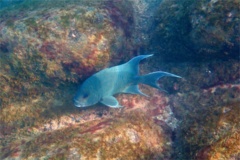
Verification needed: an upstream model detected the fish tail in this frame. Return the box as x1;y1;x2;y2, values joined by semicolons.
140;71;181;90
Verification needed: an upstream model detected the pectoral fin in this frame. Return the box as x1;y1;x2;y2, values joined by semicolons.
101;96;122;108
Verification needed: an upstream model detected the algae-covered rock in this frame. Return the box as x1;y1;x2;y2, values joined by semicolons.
1;0;239;159
0;0;134;106
195;103;240;160
150;0;239;62
0;0;135;134
0;93;174;159
140;50;239;159
161;59;240;159
0;1;138;157
0;18;177;155
0;0;134;81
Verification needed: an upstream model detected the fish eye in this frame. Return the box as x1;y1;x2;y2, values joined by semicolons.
83;93;89;98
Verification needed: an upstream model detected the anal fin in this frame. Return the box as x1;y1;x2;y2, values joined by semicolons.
122;85;149;97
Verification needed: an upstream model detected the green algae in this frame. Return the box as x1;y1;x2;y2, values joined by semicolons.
24;17;37;28
60;14;72;28
5;19;15;28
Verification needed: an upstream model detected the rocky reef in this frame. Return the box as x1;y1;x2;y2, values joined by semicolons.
0;0;239;159
0;0;134;135
150;0;240;62
195;103;240;160
0;0;175;159
1;111;172;159
1;77;176;159
0;0;134;85
143;55;240;159
147;0;240;158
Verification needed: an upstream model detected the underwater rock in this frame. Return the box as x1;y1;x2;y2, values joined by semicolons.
161;59;240;159
1;0;239;159
0;0;135;134
0;0;134;82
0;0;134;107
150;0;239;62
0;1;149;158
0;88;174;159
195;108;240;160
198;132;240;159
0;22;177;159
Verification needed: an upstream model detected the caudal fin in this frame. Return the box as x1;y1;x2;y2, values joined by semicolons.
140;71;181;90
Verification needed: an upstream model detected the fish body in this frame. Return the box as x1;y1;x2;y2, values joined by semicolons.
74;54;181;108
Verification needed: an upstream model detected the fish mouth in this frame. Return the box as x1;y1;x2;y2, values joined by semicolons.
74;99;83;107
74;103;82;107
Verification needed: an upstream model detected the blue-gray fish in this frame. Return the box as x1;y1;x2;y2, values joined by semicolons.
74;54;181;108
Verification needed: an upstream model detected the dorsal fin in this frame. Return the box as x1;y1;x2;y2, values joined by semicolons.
126;54;153;74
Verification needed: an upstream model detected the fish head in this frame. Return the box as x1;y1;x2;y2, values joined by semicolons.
74;89;100;107
74;76;101;107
